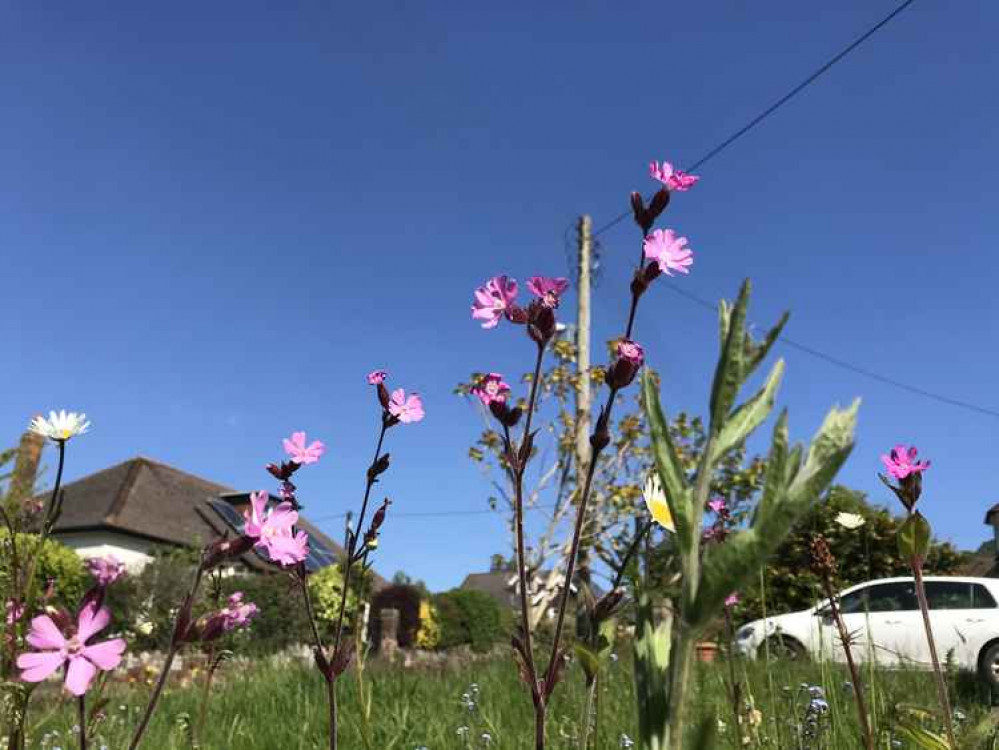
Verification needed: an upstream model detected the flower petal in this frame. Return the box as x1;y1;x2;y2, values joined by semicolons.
26;615;66;650
64;655;98;696
17;650;65;682
76;605;110;643
81;638;126;670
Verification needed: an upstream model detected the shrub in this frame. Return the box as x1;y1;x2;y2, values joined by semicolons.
307;563;360;640
370;584;422;648
0;530;87;612
414;599;440;650
433;588;508;653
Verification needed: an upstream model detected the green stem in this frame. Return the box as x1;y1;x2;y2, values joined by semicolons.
20;440;66;619
78;694;86;750
579;676;597;750
912;563;957;748
128;560;205;750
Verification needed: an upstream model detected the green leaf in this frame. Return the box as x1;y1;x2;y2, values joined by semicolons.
574;643;601;682
785;399;860;508
689;401;859;631
642;370;693;552
898;511;932;562
752;409;789;524
708;280;750;434
713;359;784;460
744;310;790;379
894;721;951;750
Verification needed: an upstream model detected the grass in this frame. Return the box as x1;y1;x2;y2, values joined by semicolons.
23;647;999;750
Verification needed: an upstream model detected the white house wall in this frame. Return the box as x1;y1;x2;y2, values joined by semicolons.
54;530;154;570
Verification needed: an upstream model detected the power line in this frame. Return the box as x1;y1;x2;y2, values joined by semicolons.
311;503;559;524
658;282;999;420
591;0;919;238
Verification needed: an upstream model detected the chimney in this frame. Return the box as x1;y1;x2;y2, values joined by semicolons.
10;431;44;501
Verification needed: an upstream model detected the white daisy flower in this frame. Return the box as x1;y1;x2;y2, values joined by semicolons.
834;511;865;530
29;410;91;442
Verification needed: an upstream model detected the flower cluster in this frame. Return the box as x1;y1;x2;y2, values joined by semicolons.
878;443;930;511
367;369;426;425
243;489;309;566
86;555;126;587
470;274;568;345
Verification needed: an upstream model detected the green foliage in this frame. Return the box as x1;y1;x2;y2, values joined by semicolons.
23;653;999;749
736;486;967;622
307;563;365;639
0;530;87;611
432;589;509;653
415;599;440;650
640;279;859;749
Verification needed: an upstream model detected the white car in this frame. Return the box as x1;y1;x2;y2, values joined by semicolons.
734;576;999;685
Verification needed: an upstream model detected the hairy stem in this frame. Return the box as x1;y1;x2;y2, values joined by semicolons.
20;441;66;621
820;577;874;750
912;563;957;748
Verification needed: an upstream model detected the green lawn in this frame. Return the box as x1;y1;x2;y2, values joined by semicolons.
25;649;998;749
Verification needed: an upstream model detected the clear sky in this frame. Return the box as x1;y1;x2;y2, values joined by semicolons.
3;1;997;591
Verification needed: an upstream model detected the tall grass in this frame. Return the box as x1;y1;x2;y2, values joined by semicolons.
24;649;996;750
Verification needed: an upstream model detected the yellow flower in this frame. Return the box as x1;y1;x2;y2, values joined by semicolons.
643;474;675;532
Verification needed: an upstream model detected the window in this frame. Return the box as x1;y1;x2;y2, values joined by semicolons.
973;584;998;609
926;581;974;610
837;582;918;614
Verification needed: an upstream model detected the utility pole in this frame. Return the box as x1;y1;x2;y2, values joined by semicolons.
575;215;593;587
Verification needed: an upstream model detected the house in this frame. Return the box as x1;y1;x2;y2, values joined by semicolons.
460;568;602;622
14;432;366;576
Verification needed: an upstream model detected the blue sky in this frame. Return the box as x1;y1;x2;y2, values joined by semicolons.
3;1;997;591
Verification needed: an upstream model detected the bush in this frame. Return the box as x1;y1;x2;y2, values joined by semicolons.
0;530;87;612
370;584;422;648
415;600;440;650
433;588;508;653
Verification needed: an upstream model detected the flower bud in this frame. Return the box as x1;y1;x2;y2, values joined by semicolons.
606;339;645;389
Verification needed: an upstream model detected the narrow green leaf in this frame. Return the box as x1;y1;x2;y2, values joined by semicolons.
573;643;601;682
894;722;951;750
642;370;694;553
708;280;751;433
752;409;789;524
713;359;784;460
689;401;859;631
785;399;860;508
898;511;933;562
745;310;790;378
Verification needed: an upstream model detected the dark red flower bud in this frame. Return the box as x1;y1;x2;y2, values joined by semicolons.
590;407;611;452
367;454;391;483
527;302;557;346
648;187;671;223
506;305;529;325
377;382;391;411
630;192;651;233
204;534;254;569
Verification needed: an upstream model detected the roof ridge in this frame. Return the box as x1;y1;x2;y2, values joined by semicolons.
104;459;146;525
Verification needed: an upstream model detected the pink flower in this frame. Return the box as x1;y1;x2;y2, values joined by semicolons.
16;605;126;696
220;592;258;631
282;431;325;465
526;276;569;309
472;373;511;406
649;161;700;192
388;389;425;424
881;444;930;480
724;592;740;608
367;370;388;386
471;275;519;329
243;491;310;566
85;556;125;587
707;498;727;515
617;339;645;366
643;229;693;276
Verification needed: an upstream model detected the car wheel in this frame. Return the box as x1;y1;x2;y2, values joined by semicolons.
978;641;999;689
759;636;808;662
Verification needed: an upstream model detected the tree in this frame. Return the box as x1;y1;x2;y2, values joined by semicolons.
734;485;968;623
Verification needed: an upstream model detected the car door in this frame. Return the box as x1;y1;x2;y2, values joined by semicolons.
812;584;873;664
924;580;997;669
858;580;921;666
